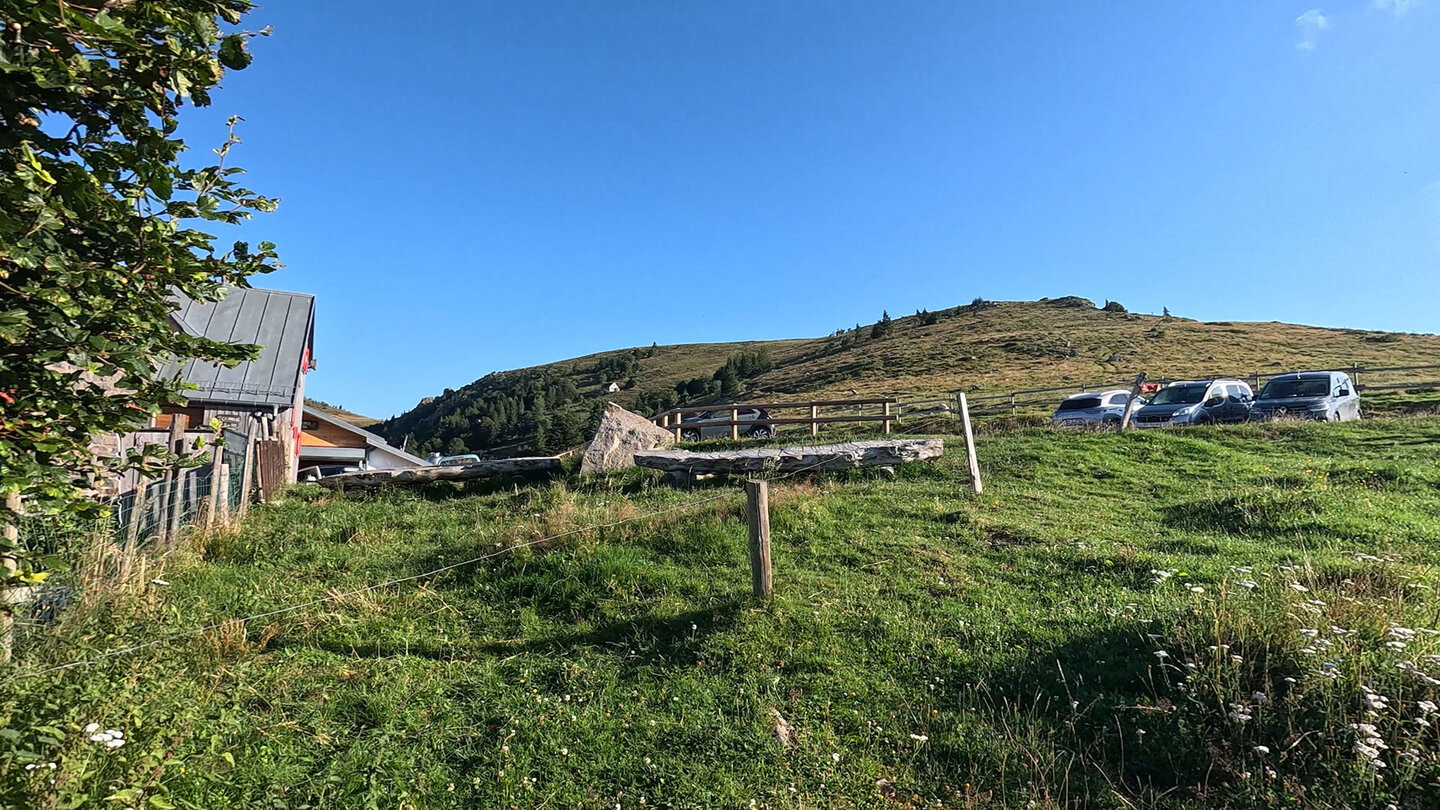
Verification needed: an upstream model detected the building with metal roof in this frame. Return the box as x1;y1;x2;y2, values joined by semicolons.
298;406;428;479
161;287;316;407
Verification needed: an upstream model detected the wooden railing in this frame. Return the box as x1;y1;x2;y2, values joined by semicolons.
652;398;899;441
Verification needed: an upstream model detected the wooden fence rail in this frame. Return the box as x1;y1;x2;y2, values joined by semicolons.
652;398;898;440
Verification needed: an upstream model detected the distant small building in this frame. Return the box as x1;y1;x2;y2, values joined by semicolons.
605;382;622;393
298;407;427;474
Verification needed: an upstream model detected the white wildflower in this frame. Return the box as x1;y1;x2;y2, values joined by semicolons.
1253;745;1270;755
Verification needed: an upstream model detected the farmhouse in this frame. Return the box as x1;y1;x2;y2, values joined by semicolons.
298;406;427;475
153;286;316;483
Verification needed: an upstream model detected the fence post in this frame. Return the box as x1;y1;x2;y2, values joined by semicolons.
157;414;187;545
958;393;983;494
125;477;150;548
810;405;819;437
1351;363;1361;390
731;408;739;441
238;417;257;520
1;490;20;666
1118;373;1147;433
745;480;772;598
1009;393;1017;415
217;463;231;530
205;435;223;531
882;401;892;434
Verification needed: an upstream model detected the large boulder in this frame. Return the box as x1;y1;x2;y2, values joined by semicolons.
580;403;675;475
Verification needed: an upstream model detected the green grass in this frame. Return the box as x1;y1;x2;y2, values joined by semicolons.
6;418;1440;808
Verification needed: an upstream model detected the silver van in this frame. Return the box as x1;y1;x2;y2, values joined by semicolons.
1132;379;1254;427
1249;371;1360;422
1051;389;1137;427
678;408;776;441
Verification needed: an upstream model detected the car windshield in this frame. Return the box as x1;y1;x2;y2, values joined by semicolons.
1057;396;1102;411
1260;378;1331;399
1149;384;1208;405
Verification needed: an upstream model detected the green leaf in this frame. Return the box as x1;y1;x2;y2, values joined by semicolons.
218;35;252;70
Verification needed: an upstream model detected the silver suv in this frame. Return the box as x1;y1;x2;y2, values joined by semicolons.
1051;389;1137;427
1250;371;1360;422
678;408;775;441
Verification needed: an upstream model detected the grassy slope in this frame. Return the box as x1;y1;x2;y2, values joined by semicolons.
304;399;381;429
470;298;1440;405
383;298;1440;445
7;419;1440;807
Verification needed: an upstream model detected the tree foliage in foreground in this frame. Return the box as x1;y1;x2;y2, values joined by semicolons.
0;1;278;536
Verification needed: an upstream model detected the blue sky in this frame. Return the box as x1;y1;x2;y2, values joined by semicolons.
189;1;1440;418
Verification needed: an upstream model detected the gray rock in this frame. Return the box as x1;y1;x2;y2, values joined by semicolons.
580;403;676;475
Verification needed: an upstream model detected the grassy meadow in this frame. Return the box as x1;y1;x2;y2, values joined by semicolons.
5;418;1440;808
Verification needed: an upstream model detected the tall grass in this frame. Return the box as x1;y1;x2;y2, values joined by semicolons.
3;418;1440;808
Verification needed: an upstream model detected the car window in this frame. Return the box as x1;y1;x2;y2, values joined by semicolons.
1109;393;1130;405
1226;384;1243;398
1150;384;1207;405
1259;377;1330;399
1057;396;1103;411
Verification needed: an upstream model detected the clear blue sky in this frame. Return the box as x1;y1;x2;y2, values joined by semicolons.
188;1;1440;418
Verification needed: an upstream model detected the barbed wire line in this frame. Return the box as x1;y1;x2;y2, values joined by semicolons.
12;490;744;680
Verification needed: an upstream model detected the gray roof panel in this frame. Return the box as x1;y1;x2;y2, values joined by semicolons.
162;287;315;407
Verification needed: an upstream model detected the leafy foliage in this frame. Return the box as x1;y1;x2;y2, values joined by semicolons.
0;0;279;548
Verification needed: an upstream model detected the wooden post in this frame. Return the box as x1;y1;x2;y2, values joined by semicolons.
1;491;20;666
1117;373;1147;433
205;438;223;531
157;415;187;545
745;480;772;598
1010;393;1017;415
731;408;739;441
124;477;149;547
958;393;983;495
238;418;256;520
810;404;819;437
217;463;231;530
882;401;892;434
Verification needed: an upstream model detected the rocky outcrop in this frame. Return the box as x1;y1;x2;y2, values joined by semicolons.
580;403;675;475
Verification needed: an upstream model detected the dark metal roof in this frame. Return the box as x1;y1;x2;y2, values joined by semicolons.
161;287;315;407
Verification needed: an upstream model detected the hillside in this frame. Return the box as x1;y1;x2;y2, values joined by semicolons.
377;297;1440;457
9;418;1440;807
305;399;381;429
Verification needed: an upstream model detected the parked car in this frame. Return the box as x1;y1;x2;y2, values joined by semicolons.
298;464;362;482
678;408;775;441
1132;379;1253;427
436;454;482;467
1249;371;1360;422
1051;389;1139;428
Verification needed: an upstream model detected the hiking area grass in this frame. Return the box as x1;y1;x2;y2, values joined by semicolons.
5;418;1440;808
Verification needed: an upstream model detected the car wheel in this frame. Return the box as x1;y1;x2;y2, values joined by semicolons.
1102;415;1120;426
748;425;772;439
680;429;701;442
1193;413;1212;426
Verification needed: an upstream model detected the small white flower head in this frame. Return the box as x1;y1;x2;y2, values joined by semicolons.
1288;582;1309;593
909;733;929;742
83;723;99;734
1385;641;1408;650
1189;586;1204;594
1238;580;1258;589
1284;676;1297;683
1252;691;1269;704
1154;650;1170;659
1253;745;1270;755
831;752;841;762
105;739;125;749
1417;700;1438;714
1298;629;1319;639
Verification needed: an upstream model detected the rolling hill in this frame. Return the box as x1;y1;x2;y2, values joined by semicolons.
376;297;1440;457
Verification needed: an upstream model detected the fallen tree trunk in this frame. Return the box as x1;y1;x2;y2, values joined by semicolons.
315;457;562;491
633;439;943;476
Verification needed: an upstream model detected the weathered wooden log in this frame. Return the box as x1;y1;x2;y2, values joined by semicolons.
633;439;943;476
315;457;563;491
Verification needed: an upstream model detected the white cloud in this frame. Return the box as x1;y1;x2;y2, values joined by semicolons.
1295;9;1330;49
1373;0;1417;16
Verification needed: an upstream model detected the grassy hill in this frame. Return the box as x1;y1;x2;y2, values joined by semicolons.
376;297;1440;456
305;399;381;429
8;417;1440;807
